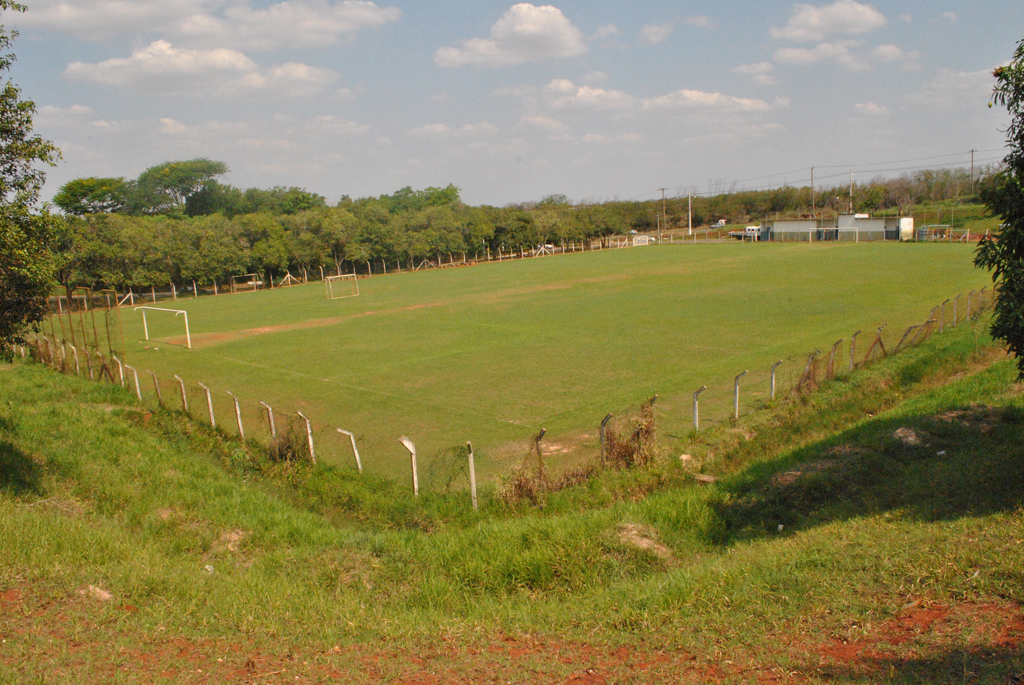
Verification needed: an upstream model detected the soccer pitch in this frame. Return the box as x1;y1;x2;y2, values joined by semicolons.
120;242;989;480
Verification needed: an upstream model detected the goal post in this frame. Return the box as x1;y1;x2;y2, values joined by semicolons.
230;273;261;294
324;274;359;300
134;306;192;349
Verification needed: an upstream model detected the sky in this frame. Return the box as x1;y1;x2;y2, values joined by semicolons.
8;0;1023;206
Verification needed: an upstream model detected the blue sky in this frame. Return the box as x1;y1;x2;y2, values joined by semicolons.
9;0;1022;206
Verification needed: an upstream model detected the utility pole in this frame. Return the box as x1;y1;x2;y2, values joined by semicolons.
688;191;692;235
810;166;815;216
849;170;854;214
970;149;975;195
659;187;666;243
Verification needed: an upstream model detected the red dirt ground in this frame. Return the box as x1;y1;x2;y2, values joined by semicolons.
2;583;1022;684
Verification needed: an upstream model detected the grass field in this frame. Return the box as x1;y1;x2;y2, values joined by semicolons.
3;305;1022;683
89;241;991;481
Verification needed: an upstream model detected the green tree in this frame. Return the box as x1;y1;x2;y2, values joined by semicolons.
53;176;128;215
134;158;228;214
976;37;1024;378
0;1;63;355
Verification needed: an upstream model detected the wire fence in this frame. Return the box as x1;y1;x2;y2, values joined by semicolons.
11;286;994;499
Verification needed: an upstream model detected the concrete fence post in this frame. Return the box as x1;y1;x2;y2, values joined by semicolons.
940;299;950;333
733;371;747;421
399;436;418;496
146;370;162;405
226;391;244;440
197;382;215;428
260;401;276;437
599;413;613;461
337;428;362;473
850;330;862;372
113;355;124;386
827;339;844;379
693;386;706;432
124;365;142;401
174;375;188;412
953;294;962;326
770;360;783;400
467;441;478;511
297;411;316;464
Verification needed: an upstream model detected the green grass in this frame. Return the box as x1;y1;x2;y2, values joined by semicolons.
67;242;990;483
3;310;1023;682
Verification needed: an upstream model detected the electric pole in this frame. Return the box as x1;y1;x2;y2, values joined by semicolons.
970;149;975;195
849;170;854;214
688;191;692;235
810;166;815;216
659;188;666;243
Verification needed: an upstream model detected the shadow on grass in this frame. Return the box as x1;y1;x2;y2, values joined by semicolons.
711;404;1024;544
816;643;1024;684
0;440;44;496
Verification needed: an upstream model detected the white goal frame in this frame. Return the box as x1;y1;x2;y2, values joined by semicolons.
134;306;191;349
324;274;359;300
230;273;261;294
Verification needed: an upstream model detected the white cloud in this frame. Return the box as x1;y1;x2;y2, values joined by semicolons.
592;24;619;40
773;40;867;70
158;117;189;133
682;15;712;29
15;0;212;39
907;68;993;108
63;40;339;97
521;115;565;132
434;3;586;67
869;44;919;68
734;62;779;86
898;13;912;23
408;122;498;137
581;71;608;84
855;102;888;115
941;12;957;22
582;132;643;144
18;0;401;49
176;0;402;51
544;79;633;109
771;0;887;42
642;89;785;113
640;23;673;45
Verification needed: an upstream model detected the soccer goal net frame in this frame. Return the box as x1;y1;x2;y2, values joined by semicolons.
133;306;192;349
230;273;261;294
324;274;359;300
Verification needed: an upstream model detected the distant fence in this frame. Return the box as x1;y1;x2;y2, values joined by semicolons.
10;284;994;505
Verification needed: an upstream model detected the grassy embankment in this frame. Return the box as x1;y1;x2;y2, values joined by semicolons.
2;305;1022;683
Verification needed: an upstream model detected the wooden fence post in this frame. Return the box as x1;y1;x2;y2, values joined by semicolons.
827;338;844;379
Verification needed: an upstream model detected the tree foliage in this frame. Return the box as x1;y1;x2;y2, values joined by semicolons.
0;0;63;356
976;37;1024;378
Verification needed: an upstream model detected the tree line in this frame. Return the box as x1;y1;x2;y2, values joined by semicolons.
48;160;998;292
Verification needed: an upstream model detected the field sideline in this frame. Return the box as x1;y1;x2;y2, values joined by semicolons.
114;241;989;480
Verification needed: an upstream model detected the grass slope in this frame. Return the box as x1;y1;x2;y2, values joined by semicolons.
2;311;1022;683
98;242;989;480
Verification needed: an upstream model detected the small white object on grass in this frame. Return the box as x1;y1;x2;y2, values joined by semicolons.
204;565;214;574
777;524;784;532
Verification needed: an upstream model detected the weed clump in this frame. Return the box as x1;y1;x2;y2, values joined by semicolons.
602;397;658;469
267;427;311;463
